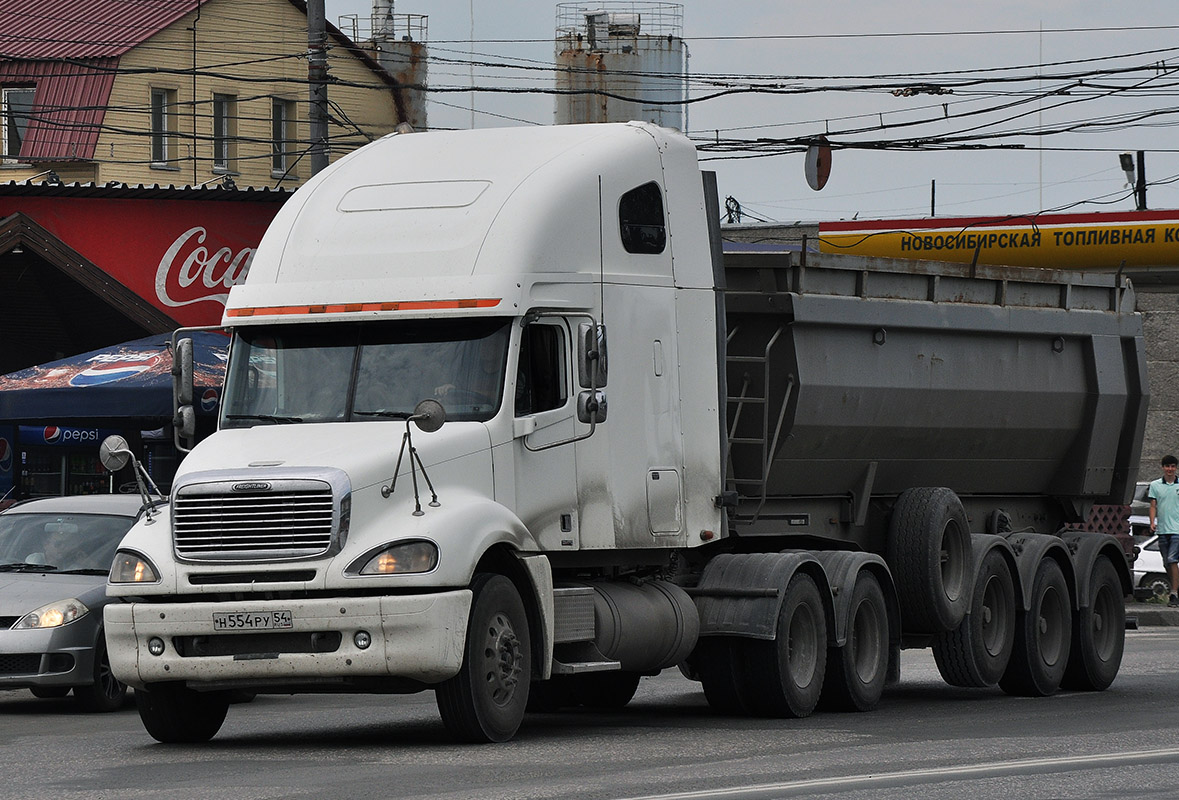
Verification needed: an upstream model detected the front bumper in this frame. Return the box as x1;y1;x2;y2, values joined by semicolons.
103;592;472;690
0;620;99;691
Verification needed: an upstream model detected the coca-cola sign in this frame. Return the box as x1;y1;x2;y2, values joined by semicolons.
0;194;284;327
155;226;255;309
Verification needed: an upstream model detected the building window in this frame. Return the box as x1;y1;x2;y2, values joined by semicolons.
2;87;35;161
150;88;177;167
212;93;237;171
271;98;295;176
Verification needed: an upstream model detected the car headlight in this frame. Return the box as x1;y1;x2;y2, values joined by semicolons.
109;551;160;583
352;540;438;575
14;598;89;629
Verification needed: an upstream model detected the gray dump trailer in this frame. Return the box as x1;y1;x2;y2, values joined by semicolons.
695;247;1146;707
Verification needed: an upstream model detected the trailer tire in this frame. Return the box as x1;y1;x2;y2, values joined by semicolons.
696;637;750;715
933;548;1016;687
743;572;827;718
1062;556;1125;691
887;487;972;634
819;571;888;712
135;683;229;743
436;574;531;742
999;558;1071;697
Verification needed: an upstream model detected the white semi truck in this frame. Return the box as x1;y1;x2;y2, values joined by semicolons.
103;122;1147;743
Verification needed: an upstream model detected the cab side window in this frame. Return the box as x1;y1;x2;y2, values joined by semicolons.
516;324;568;416
619;181;666;255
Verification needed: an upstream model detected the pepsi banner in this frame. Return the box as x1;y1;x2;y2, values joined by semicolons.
0;332;226;423
18;425;121;447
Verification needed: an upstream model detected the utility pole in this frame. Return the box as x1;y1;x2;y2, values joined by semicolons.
1135;150;1147;211
307;0;329;175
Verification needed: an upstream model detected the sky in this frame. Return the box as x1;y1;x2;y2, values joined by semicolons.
325;0;1179;223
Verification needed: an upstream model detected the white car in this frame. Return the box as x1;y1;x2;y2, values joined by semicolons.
1129;520;1172;600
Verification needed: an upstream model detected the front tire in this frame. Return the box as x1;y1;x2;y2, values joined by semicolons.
436;574;531;742
136;683;230;743
1062;556;1125;691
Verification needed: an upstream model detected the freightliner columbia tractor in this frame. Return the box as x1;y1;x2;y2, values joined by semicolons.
101;122;1147;743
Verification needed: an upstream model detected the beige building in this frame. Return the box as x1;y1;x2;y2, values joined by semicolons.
0;0;403;189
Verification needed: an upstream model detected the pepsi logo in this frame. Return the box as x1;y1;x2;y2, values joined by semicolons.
69;353;161;387
201;388;219;413
0;438;11;473
42;426;61;444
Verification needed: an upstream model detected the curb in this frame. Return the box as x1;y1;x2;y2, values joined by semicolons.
1126;601;1179;627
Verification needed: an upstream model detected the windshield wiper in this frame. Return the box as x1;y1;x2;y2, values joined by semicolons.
0;562;58;572
353;410;412;419
55;568;109;576
225;414;304;424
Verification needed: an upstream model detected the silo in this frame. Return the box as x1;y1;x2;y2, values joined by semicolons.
345;0;428;130
555;3;686;130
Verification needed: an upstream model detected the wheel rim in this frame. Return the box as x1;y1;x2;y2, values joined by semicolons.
483;611;524;707
980;573;1012;658
96;649;121;701
787;603;819;687
939;518;967;603
1036;584;1067;667
850;598;884;683
1090;580;1119;661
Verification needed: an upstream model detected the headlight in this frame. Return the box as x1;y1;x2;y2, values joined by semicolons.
353;540;438;575
109;551;160;583
14;598;89;629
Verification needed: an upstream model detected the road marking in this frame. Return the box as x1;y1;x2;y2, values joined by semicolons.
616;747;1179;800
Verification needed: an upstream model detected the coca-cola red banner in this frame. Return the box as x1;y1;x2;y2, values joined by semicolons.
0;194;286;327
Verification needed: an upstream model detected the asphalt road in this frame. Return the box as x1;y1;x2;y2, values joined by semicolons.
3;629;1179;800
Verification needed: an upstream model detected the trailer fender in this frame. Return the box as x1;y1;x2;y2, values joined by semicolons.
1004;532;1076;612
693;552;832;641
809;551;898;648
1059;531;1133;607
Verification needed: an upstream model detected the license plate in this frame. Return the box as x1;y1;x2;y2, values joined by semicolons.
212;610;293;631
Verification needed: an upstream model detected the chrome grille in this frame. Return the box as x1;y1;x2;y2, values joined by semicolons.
173;483;335;560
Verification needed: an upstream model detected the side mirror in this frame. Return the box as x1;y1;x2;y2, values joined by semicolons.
411;398;446;433
172;336;196;451
99;435;132;473
578;322;608;389
577;390;607;424
172;337;194;407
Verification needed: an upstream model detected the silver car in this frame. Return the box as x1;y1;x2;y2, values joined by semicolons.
0;494;149;711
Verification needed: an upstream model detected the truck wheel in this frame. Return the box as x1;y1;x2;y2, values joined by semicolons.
820;572;888;712
743;571;827;718
1062;556;1125;691
135;683;230;743
73;636;128;713
933;548;1016;687
436;574;531;742
999;558;1071;697
696;637;751;715
887;487;972;634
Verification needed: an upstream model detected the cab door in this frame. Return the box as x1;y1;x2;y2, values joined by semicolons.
511;319;580;550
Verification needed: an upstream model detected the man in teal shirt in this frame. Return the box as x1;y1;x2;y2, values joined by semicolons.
1149;454;1179;607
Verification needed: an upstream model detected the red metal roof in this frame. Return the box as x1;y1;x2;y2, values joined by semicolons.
0;60;116;161
0;0;211;60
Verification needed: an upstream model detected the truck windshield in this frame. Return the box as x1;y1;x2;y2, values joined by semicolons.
221;319;511;428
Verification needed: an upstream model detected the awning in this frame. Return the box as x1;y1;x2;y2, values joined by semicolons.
0;332;227;423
